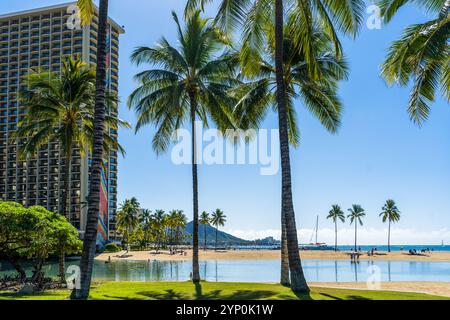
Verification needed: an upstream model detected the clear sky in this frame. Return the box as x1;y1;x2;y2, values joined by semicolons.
1;0;449;245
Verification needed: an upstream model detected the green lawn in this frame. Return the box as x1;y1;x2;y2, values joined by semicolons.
0;282;448;300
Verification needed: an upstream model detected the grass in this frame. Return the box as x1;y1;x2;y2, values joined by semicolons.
0;282;448;300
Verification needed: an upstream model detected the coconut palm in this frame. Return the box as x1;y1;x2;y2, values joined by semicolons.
327;205;345;252
379;199;401;252
378;0;449;125
231;20;348;286
15;57;128;221
347;205;366;252
186;0;364;293
128;11;236;283
167;210;179;246
166;209;187;247
152;210;167;251
116;198;141;248
140;209;152;225
140;209;153;247
174;210;188;246
211;209;226;251
200;211;211;251
74;0;113;300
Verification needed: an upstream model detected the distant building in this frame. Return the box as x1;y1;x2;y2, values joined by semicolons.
252;237;280;246
0;2;124;245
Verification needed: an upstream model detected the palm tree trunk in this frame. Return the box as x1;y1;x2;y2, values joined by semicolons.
280;207;290;286
58;251;66;283
335;220;338;252
215;226;218;251
60;146;72;221
73;0;109;300
190;93;200;283
274;0;309;293
204;224;207;251
354;222;357;252
388;219;391;252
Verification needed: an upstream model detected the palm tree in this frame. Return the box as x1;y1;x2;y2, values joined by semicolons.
232;20;348;286
174;210;188;247
167;210;179;246
140;209;152;225
128;11;236;283
211;209;226;251
347;205;366;252
116;198;141;248
140;209;153;248
378;0;449;125
186;0;364;293
152;210;167;251
15;57;127;221
379;199;401;252
327;205;345;252
200;211;211;251
74;0;113;300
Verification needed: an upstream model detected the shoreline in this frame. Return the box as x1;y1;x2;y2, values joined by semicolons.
311;282;450;298
95;249;450;262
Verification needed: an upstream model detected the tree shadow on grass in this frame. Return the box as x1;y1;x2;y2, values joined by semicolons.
100;289;191;300
346;295;372;300
0;290;67;300
103;282;284;300
316;293;371;301
130;289;281;300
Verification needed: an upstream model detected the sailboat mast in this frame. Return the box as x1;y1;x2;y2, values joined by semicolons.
315;215;319;244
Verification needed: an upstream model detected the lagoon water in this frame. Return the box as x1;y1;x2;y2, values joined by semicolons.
2;258;450;283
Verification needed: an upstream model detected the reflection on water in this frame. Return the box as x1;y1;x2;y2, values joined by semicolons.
1;259;450;283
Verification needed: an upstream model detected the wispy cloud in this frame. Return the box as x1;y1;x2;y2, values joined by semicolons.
223;227;450;245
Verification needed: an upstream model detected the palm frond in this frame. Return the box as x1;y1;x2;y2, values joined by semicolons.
319;0;365;37
77;0;95;25
408;60;441;124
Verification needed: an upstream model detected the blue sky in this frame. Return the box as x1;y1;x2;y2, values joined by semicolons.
1;1;449;244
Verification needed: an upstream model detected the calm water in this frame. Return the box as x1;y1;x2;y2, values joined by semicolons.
336;245;450;252
2;258;450;283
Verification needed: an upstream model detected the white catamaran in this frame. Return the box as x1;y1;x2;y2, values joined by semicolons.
299;215;333;250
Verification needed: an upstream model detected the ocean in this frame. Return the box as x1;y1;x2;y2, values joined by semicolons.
336;245;450;252
229;244;450;251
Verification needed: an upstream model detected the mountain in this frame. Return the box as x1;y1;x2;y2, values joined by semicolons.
185;221;251;245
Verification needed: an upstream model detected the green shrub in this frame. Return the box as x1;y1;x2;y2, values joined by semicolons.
104;242;121;253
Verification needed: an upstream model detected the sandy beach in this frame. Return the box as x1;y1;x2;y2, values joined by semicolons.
311;282;450;297
96;249;450;262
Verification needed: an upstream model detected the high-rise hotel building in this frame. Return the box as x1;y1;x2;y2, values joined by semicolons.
0;2;123;244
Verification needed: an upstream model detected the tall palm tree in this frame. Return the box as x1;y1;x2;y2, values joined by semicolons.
347;205;365;252
186;0;364;293
116;198;141;247
378;0;449;125
140;209;152;225
174;210;188;246
140;209;153;247
152;209;167;251
200;211;211;251
167;210;179;246
211;209;226;251
232;20;348;286
379;199;401;252
74;0;112;300
128;11;236;283
327;205;345;252
15;57;127;221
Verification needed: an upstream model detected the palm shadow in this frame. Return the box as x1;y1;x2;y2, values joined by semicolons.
109;282;282;300
0;290;67;299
